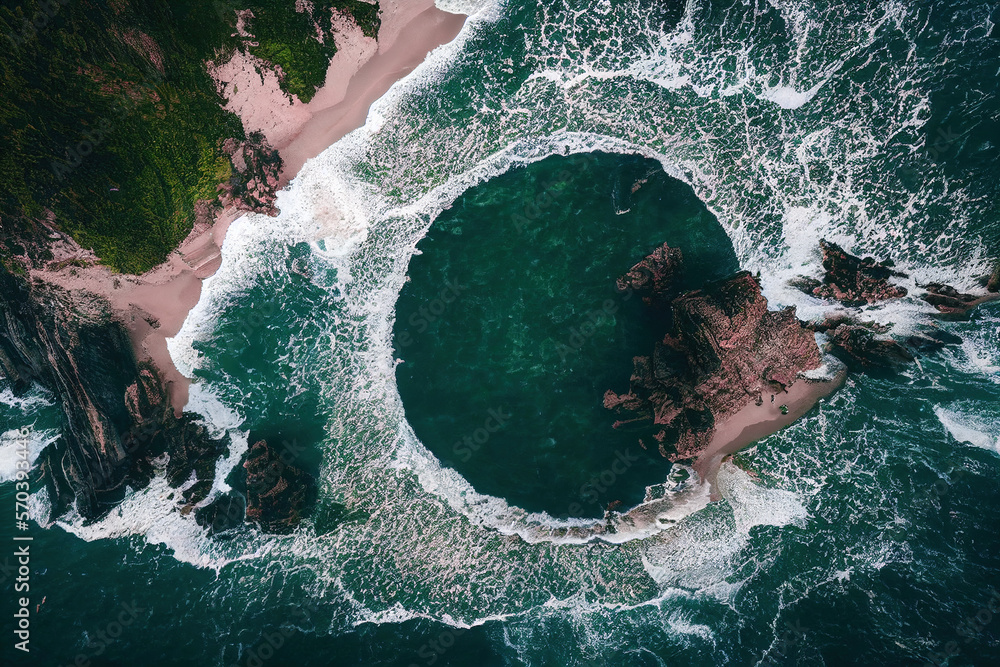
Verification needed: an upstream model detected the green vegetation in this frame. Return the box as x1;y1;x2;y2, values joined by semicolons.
245;0;380;103
0;0;380;273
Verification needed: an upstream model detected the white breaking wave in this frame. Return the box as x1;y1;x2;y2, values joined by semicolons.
934;405;1000;454
0;427;59;483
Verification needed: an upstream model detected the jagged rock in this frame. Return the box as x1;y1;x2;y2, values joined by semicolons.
792;239;908;305
0;268;230;520
906;328;964;353
806;311;928;366
605;251;823;461
165;418;230;506
243;439;316;535
922;282;1000;317
806;313;892;335
616;242;683;304
825;324;914;367
788;275;822;295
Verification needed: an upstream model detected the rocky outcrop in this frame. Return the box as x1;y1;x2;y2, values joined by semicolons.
195;491;247;536
805;313;892;335
220;131;283;216
806;310;962;365
905;328;963;353
824;324;914;367
793;239;908;305
921;282;1000;317
0;268;229;520
616;242;683;304
806;313;924;367
243;439;316;535
604;248;823;461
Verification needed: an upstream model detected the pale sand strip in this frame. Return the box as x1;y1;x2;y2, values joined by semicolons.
694;367;848;499
31;1;467;414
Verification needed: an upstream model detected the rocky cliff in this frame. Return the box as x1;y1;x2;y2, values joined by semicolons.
604;245;823;460
0;268;228;520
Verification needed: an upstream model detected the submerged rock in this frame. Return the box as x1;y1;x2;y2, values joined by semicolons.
243;439;316;535
989;262;1000;293
806;313;892;335
921;282;1000;317
605;249;823;461
824;324;915;367
807;311;958;364
195;492;247;536
792;239;908;305
906;328;964;353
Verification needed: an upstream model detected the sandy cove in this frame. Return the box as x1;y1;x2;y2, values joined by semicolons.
578;369;847;543
31;0;467;415
694;365;848;499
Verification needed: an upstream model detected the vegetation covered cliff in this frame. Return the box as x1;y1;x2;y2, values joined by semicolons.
0;0;379;273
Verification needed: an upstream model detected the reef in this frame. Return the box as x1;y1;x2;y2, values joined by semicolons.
792;239;908;305
604;244;823;460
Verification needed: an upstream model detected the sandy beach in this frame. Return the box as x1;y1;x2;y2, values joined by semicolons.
31;0;467;414
694;364;848;498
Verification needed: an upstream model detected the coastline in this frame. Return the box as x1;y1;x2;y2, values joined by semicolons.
693;363;848;499
29;0;467;415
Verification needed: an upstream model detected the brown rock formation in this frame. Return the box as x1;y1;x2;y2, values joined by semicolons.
921;282;999;317
616;242;684;304
793;239;908;305
825;324;915;367
243;439;316;534
220;131;283;216
605;253;823;461
806;313;891;335
0;267;229;520
806;312;923;367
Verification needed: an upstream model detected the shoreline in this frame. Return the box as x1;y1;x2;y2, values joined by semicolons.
30;0;467;415
693;363;848;499
512;363;849;545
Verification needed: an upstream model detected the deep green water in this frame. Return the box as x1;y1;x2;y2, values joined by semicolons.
394;152;738;517
4;0;1000;666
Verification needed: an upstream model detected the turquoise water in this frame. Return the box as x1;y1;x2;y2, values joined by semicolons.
4;0;1000;665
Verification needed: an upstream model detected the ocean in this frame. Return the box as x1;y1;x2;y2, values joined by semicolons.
3;0;1000;665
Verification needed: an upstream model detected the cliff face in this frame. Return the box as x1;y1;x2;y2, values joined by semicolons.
605;246;823;460
0;269;228;520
